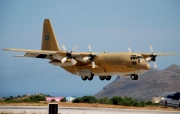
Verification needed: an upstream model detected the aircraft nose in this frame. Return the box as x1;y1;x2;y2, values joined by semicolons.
145;63;150;70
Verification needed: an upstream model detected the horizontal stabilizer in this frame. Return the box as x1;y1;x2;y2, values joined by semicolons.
14;55;26;57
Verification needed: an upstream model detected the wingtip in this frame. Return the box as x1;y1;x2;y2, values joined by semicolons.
2;48;9;51
157;52;177;56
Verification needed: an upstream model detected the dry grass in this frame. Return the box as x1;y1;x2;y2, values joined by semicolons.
0;101;179;111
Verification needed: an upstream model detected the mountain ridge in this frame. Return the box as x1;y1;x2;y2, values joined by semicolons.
94;64;180;100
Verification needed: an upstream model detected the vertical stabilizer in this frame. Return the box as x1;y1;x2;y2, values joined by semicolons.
41;19;60;51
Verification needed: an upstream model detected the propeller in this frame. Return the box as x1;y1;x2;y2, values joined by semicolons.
150;46;153;53
83;45;96;68
61;45;77;65
128;47;132;53
149;46;157;68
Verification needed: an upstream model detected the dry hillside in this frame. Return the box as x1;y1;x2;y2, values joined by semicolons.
94;64;180;100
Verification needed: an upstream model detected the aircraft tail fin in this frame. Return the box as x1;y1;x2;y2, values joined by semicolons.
41;19;60;51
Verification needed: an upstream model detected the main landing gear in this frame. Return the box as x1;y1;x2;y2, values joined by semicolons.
131;74;138;80
81;73;94;81
99;76;111;81
81;75;112;81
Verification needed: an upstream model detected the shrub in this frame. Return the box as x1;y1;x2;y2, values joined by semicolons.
60;97;67;102
30;95;46;101
81;96;98;103
72;97;83;103
11;99;23;103
133;101;141;107
98;97;112;104
146;101;153;105
110;96;123;105
22;98;36;102
139;101;146;107
72;96;98;103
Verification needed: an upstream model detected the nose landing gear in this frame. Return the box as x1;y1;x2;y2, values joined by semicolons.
131;74;138;80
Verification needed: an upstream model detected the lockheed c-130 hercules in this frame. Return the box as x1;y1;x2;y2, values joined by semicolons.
3;19;176;81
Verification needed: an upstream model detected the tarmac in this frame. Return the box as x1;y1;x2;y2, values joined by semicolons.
0;106;179;114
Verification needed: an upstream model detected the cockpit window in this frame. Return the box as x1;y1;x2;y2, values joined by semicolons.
130;55;143;60
137;56;143;59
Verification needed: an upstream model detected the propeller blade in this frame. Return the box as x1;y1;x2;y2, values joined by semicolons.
154;62;157;68
92;61;95;68
71;58;76;65
83;57;89;62
61;57;67;63
62;45;67;52
128;47;132;52
72;46;77;52
150;46;153;53
88;45;92;53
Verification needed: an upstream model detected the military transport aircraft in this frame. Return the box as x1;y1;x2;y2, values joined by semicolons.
3;19;176;81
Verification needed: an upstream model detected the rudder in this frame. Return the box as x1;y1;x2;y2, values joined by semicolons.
41;19;60;51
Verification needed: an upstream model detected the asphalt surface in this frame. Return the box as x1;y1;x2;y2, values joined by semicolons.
0;106;179;114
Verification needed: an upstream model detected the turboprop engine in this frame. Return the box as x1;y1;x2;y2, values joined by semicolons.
49;60;77;66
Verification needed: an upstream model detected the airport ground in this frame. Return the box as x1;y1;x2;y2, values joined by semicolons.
1;106;180;114
0;102;179;112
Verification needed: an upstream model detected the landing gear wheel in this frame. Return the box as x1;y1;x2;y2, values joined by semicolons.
106;76;111;81
81;76;88;81
135;74;138;80
131;74;138;80
88;75;94;81
99;76;105;81
131;75;135;80
88;73;94;81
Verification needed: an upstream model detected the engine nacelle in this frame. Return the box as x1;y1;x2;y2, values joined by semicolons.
52;54;63;60
145;57;151;62
49;60;77;66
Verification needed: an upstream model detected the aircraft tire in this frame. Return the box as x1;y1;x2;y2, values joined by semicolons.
135;74;138;80
88;75;93;81
81;76;88;81
99;76;105;81
131;75;135;80
131;74;138;80
106;76;111;81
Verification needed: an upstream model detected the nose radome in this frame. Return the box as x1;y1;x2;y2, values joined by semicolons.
146;63;150;70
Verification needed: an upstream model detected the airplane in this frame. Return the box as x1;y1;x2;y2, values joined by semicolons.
3;19;176;81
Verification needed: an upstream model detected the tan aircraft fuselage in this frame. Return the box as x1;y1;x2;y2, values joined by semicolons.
60;52;150;77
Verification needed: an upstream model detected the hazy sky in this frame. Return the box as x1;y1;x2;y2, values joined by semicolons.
0;0;179;97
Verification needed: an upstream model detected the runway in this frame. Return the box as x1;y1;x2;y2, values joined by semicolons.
0;106;179;114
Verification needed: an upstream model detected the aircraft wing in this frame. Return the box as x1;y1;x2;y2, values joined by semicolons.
3;48;97;62
3;48;60;59
141;52;176;68
3;48;57;55
141;52;176;58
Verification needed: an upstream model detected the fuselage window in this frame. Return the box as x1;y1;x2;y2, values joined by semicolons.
136;56;143;59
130;55;137;60
132;61;136;65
